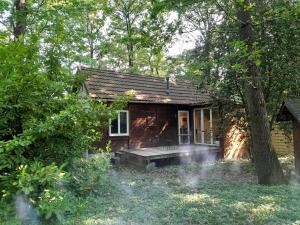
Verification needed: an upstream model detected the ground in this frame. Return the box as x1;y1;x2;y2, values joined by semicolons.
2;158;300;225
61;159;300;225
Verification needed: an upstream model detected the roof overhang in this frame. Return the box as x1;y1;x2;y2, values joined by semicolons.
277;99;300;123
80;67;214;106
90;96;216;107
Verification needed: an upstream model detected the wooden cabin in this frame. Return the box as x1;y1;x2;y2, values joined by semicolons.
79;68;293;168
80;68;223;167
277;99;300;176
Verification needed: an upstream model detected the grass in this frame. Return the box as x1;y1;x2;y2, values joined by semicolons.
2;159;300;225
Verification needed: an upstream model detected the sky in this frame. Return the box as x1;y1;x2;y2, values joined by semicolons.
167;31;199;56
166;11;199;56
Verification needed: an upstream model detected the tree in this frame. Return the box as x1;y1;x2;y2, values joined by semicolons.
12;0;27;39
103;0;150;69
236;0;285;184
182;1;221;79
101;0;177;75
0;0;125;221
254;1;300;129
161;0;300;184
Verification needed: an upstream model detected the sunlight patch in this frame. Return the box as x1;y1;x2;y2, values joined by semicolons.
251;203;277;215
182;193;210;203
176;193;220;205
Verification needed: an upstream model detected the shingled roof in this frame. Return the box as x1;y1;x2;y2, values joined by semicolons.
277;99;300;123
80;67;212;105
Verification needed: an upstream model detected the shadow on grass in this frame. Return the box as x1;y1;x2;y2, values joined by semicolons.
64;161;300;225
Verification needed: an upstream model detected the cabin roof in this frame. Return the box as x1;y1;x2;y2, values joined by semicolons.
277;99;300;123
80;67;213;105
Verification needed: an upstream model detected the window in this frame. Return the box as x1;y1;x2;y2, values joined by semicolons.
109;110;129;136
194;108;220;145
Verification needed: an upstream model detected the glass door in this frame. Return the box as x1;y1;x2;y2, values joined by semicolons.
203;108;212;144
178;111;190;144
194;109;202;143
194;108;220;145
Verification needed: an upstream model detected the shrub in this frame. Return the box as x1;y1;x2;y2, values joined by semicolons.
68;154;111;196
0;41;125;167
37;189;75;222
0;41;126;222
0;198;16;223
15;162;66;195
1;161;73;222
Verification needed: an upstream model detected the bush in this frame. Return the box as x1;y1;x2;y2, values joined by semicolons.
15;162;67;196
1;156;112;223
68;154;111;196
1;161;73;222
38;189;75;222
0;199;16;223
0;41;126;222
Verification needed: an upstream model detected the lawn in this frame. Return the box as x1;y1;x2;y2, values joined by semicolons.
2;159;300;225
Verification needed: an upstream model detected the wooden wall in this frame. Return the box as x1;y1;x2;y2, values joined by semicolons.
293;121;300;175
129;104;176;148
223;124;293;160
271;128;293;156
97;103;294;158
223;124;249;160
97;103;193;151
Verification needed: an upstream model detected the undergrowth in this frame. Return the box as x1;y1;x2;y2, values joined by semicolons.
2;159;300;225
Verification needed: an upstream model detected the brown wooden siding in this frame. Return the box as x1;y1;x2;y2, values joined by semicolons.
223;124;249;160
271;128;293;156
223;124;293;160
97;103;193;151
97;105;293;159
96;127;130;151
129;104;177;148
293;121;300;175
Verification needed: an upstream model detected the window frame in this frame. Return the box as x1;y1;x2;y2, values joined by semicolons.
109;110;129;136
193;107;220;146
178;110;190;144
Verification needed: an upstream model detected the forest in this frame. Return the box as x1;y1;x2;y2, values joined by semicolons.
0;0;300;224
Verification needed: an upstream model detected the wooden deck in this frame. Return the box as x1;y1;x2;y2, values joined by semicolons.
116;145;221;169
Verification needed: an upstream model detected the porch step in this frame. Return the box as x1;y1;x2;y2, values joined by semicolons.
115;151;125;158
111;151;127;165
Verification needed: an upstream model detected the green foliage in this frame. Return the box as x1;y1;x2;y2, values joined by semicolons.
0;0;128;223
167;0;300;133
1;161;71;222
2;160;297;225
38;189;74;222
14;162;66;196
1;160;300;225
0;41;119;166
0;28;124;224
68;154;111;196
96;0;178;75
0;198;17;224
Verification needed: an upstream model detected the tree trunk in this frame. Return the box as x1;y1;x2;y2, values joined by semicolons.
127;43;134;67
203;31;212;79
13;0;27;40
237;0;286;185
10;0;27;140
125;14;134;68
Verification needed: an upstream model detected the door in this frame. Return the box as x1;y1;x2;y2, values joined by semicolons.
203;108;212;144
194;109;202;143
194;108;220;145
178;111;190;144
